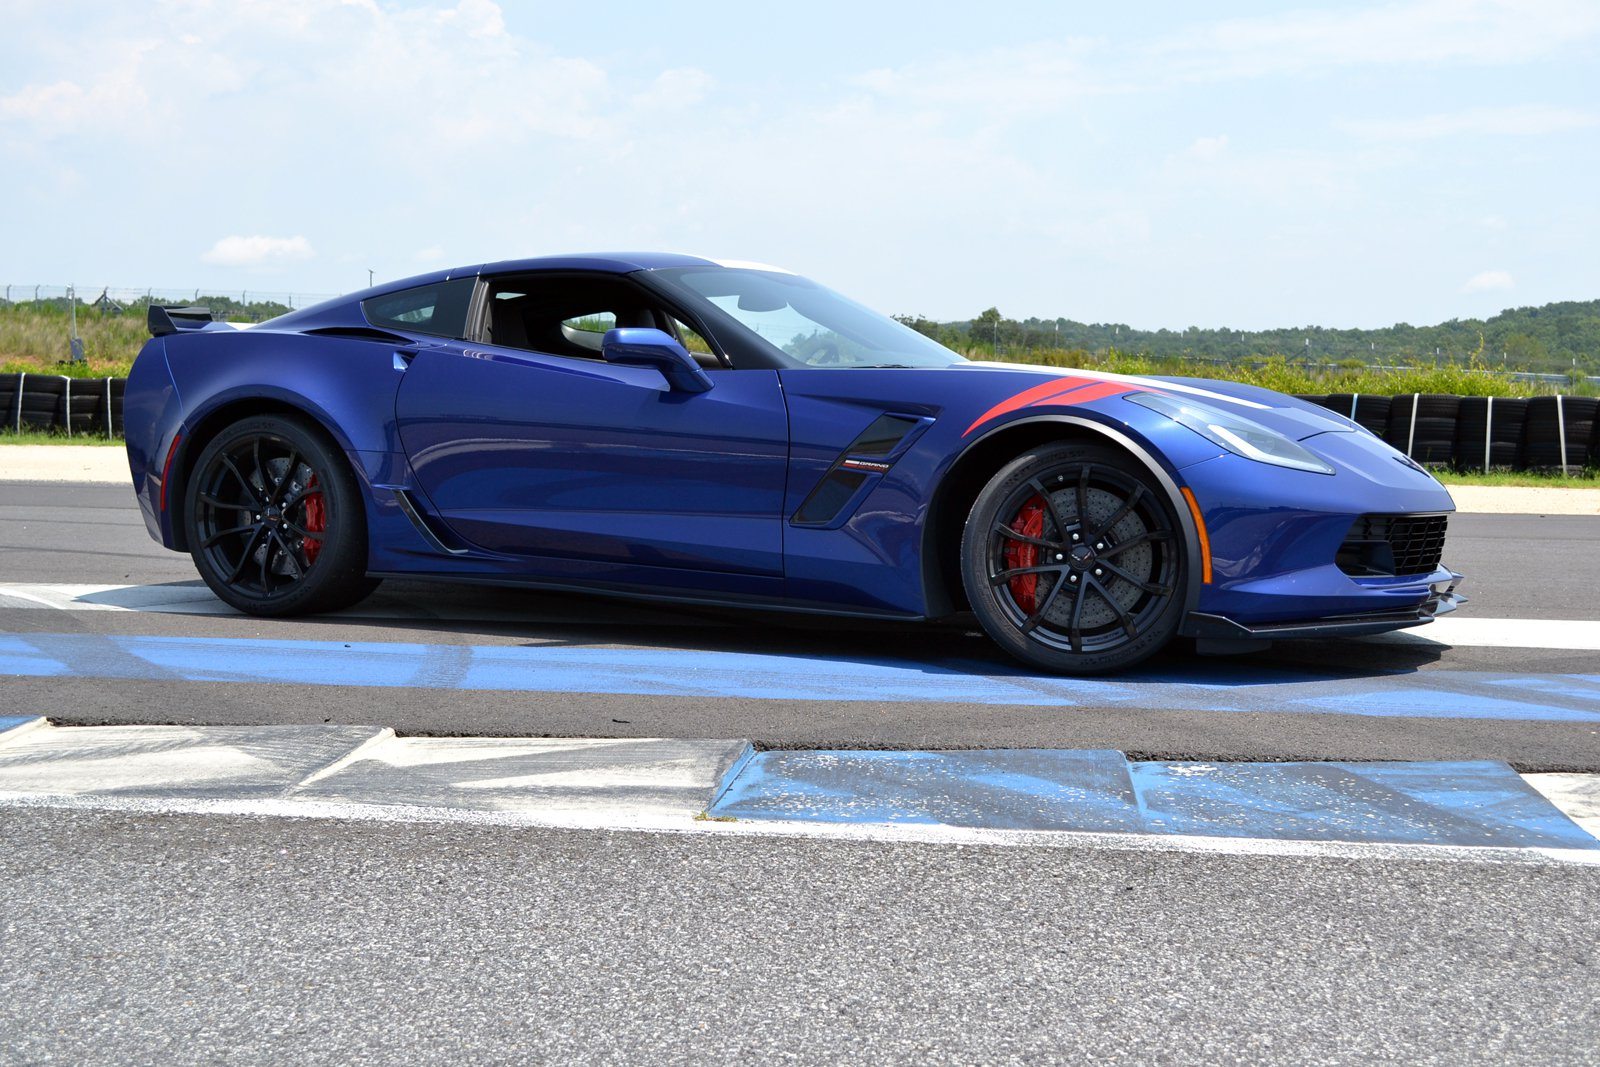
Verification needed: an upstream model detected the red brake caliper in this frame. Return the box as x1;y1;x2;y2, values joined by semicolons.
1004;495;1047;614
301;475;326;565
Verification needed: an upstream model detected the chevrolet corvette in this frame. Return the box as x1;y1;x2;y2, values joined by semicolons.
125;253;1463;673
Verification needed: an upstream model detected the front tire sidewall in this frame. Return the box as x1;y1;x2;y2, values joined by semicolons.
184;415;372;617
960;442;1188;674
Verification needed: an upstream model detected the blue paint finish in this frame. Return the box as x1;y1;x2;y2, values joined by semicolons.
395;346;789;577
0;716;39;734
1128;759;1597;849
4;633;1600;723
711;749;1143;831
709;749;1600;850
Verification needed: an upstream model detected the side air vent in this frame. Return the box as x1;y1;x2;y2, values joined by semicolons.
791;413;928;527
793;470;869;525
848;414;921;456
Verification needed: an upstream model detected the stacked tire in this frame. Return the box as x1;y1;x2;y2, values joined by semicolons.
1383;394;1459;465
15;375;65;432
1523;396;1600;470
0;373;124;437
0;374;17;431
1452;397;1528;471
1323;393;1393;437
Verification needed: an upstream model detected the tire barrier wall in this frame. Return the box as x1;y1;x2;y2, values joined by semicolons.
1302;392;1600;473
0;373;124;439
0;373;1594;471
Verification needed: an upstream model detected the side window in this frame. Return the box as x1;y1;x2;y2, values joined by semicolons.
480;273;727;367
362;277;474;338
672;317;716;360
560;311;616;355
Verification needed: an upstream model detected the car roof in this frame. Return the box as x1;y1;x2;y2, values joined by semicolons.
252;253;734;333
470;251;719;275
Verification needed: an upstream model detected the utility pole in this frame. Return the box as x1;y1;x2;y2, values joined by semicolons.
67;284;85;364
368;269;375;287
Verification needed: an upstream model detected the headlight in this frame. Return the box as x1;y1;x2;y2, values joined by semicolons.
1126;392;1335;475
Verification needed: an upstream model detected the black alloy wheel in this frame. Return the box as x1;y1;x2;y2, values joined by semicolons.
184;414;380;616
961;442;1187;673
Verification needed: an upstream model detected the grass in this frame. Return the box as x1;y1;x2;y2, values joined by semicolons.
1433;469;1598;488
0;305;143;377
0;429;123;446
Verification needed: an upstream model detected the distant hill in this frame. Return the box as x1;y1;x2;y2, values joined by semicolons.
898;299;1600;376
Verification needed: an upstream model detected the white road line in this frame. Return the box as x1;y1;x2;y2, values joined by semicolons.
1383;617;1600;652
0;583;229;613
0;582;714;627
1;789;1596;867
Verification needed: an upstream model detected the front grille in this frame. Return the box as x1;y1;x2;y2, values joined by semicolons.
1336;514;1448;577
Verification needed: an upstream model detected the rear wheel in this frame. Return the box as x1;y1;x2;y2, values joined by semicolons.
960;442;1186;674
184;414;380;616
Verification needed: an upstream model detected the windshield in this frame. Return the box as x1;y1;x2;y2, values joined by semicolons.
651;266;965;369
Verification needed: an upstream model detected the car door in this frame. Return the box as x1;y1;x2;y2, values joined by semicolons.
393;274;789;592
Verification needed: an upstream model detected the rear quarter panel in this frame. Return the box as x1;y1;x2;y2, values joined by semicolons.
152;330;412;550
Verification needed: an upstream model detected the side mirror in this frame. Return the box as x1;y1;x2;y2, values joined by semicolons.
601;328;714;394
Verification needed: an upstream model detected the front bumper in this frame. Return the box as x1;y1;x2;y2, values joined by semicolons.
1184;570;1465;642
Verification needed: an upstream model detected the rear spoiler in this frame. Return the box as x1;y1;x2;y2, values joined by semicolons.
147;305;220;337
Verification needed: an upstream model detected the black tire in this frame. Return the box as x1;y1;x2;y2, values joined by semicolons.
184;414;380;616
960;442;1187;674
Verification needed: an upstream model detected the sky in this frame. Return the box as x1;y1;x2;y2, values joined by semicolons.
1;0;1597;329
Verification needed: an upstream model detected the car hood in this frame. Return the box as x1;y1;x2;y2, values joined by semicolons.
954;362;1355;441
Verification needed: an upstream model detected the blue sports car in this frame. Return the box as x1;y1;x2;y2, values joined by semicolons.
124;253;1463;673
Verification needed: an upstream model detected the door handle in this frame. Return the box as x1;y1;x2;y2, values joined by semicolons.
393;349;417;371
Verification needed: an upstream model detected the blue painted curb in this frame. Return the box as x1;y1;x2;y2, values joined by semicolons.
0;716;40;735
708;749;1600;851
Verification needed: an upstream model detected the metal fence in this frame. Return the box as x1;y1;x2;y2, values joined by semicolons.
2;284;341;320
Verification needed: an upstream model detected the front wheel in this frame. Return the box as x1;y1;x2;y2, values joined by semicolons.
960;442;1187;674
184;414;380;617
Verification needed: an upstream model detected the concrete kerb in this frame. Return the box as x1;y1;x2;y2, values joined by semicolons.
0;716;47;744
0;722;1596;862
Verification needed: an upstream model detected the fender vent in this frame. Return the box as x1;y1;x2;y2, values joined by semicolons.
793;471;868;525
791;413;923;527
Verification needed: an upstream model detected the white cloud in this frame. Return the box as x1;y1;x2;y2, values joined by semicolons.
1339;105;1598;140
202;235;316;267
1462;270;1514;292
1151;0;1600;80
851;39;1110;115
635;68;713;111
1185;135;1229;161
0;0;609;144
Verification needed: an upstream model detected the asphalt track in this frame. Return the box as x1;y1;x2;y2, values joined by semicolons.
5;480;1600;1063
1;481;1596;770
4;808;1597;1064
